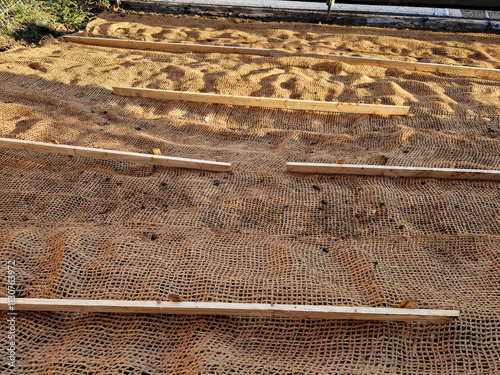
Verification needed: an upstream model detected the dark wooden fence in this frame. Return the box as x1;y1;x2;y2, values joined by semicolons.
296;0;499;10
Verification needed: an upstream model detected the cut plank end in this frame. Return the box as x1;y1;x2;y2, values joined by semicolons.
0;298;459;323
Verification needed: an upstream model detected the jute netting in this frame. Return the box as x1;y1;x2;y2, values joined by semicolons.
0;11;499;374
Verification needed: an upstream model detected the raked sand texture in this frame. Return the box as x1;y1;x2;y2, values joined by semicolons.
0;12;499;374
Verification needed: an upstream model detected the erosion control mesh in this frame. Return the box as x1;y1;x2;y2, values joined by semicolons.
0;11;499;374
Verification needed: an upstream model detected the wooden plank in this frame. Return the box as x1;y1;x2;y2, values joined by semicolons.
0;298;459;322
64;36;271;56
286;162;500;181
0;138;231;172
113;87;410;116
323;54;500;80
396;298;409;309
403;299;418;309
397;299;411;308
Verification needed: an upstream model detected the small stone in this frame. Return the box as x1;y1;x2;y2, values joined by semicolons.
213;180;221;186
321;200;327;205
322;248;329;253
312;185;321;191
151;234;157;241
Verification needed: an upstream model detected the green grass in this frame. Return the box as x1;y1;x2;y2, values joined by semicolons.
1;0;113;43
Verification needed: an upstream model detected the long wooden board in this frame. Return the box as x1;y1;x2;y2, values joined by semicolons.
286;162;500;181
113;87;410;116
323;54;500;80
0;138;231;172
64;36;271;56
0;298;459;322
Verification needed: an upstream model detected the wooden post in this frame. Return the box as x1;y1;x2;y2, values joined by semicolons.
323;54;500;80
113;87;410;116
64;36;271;56
0;298;459;322
286;162;500;181
0;138;231;172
